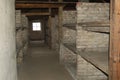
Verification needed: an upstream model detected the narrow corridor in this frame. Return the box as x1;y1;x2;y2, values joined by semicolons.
18;41;73;80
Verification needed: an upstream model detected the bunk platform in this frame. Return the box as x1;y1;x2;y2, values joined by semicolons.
77;48;109;74
78;21;110;33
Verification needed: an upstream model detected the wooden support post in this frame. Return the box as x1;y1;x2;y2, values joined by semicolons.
110;0;120;80
58;0;63;44
48;4;52;48
48;15;52;48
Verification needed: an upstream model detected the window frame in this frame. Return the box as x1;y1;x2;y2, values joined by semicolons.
32;22;42;31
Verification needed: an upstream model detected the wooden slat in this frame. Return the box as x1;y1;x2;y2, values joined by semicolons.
78;22;110;27
63;23;76;30
82;27;109;33
110;0;120;80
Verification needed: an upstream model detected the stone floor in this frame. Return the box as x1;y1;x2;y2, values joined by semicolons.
18;41;73;80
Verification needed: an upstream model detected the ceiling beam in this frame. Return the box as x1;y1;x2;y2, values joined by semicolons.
23;12;50;16
16;1;76;4
16;3;65;8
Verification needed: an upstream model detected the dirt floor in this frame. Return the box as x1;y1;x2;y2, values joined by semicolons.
18;41;73;80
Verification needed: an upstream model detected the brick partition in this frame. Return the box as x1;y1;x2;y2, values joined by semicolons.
51;15;59;51
76;2;109;50
16;10;22;27
77;55;107;80
63;10;77;24
60;3;109;80
76;26;109;49
63;27;76;44
76;2;109;80
76;3;109;23
16;10;29;64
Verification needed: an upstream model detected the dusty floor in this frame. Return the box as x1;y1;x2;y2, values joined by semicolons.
18;42;73;80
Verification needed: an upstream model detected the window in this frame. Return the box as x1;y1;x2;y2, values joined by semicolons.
32;22;41;31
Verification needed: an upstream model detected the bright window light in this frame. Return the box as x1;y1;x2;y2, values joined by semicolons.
32;22;41;31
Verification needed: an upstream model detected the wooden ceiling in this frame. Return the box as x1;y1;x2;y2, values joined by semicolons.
15;0;110;17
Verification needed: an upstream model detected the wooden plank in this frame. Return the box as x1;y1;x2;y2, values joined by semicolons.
78;21;110;33
82;27;109;33
110;0;120;80
24;12;50;16
16;3;65;8
78;21;110;27
63;23;76;30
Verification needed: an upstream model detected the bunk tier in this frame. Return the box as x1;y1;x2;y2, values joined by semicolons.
63;23;76;30
77;49;108;74
62;23;77;80
63;43;77;54
77;21;110;75
62;23;77;53
78;21;110;34
62;43;77;80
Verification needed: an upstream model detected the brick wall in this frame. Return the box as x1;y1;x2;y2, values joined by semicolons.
63;27;76;44
77;55;107;80
16;11;29;64
76;3;109;80
15;10;22;27
51;16;59;51
62;10;77;44
76;3;109;49
60;44;77;64
76;26;109;49
63;11;77;24
22;15;28;28
77;3;109;23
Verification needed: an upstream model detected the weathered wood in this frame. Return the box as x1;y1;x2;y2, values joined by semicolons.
48;15;52;48
110;0;120;80
16;3;64;8
58;0;63;43
78;22;110;27
77;49;108;74
16;1;76;4
24;12;50;16
63;23;76;30
83;27;109;33
78;22;110;33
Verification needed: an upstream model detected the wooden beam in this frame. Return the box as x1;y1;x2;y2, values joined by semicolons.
16;1;76;4
23;12;50;16
16;3;65;8
110;0;120;80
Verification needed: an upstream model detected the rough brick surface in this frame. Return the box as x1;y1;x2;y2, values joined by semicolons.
63;11;77;24
16;13;29;64
76;3;109;80
60;44;77;64
22;15;28;27
15;10;22;27
76;3;109;23
76;26;109;49
16;30;23;50
51;16;59;51
63;27;76;44
22;29;28;44
77;55;107;80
